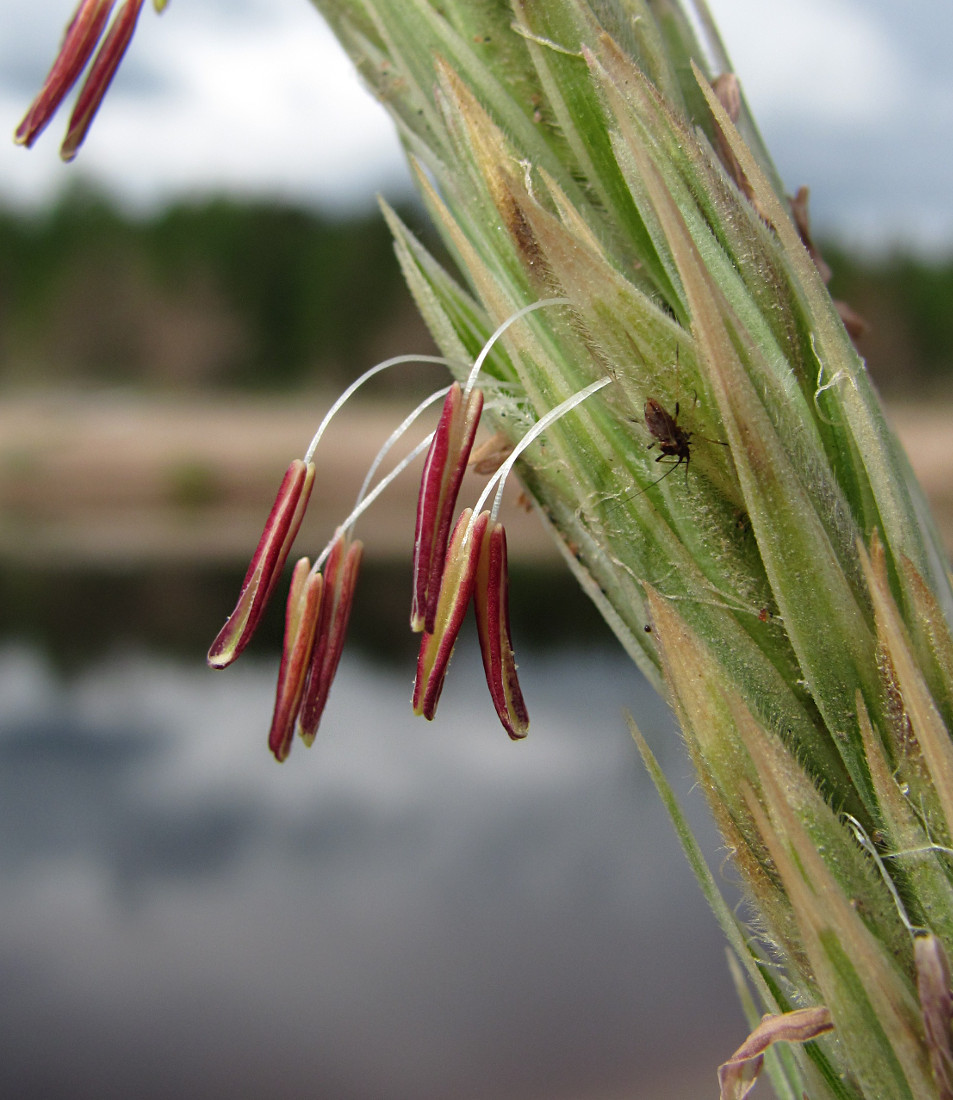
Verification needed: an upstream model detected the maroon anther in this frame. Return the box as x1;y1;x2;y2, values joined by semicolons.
411;383;483;634
474;520;529;739
268;560;324;763
61;0;145;161
207;459;316;670
413;508;490;721
15;0;115;149
297;529;363;745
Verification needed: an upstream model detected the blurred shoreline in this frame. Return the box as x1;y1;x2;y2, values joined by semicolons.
0;391;950;566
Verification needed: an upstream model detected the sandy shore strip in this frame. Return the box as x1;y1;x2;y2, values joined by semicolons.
0;391;949;566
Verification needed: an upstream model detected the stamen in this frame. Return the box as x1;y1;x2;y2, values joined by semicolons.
303;354;453;464
210;354;455;672
471;375;612;525
211;297;602;759
268;559;324;763
463;296;570;395
411;297;573;635
411;383;484;633
15;0;115;148
297;529;364;745
61;0;145;161
413;509;491;721
207;458;316;669
474;520;529;739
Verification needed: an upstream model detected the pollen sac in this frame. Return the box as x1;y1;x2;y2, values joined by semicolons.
61;0;145;162
411;383;484;634
413;508;490;721
15;0;115;149
207;459;316;670
467;431;514;476
915;933;953;1097
474;520;529;739
268;559;324;763
297;528;363;746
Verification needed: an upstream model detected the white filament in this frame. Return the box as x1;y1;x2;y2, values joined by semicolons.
353;385;453;511
303;354;452;464
464;296;570;395
470;375;612;532
313;431;436;573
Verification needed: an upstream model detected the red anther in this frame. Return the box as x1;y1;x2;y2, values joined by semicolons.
15;0;115;148
207;459;315;670
411;383;483;634
297;529;363;745
474;520;529;739
61;0;145;161
268;560;324;763
413;509;490;721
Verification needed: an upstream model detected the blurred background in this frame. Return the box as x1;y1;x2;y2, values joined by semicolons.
0;1;951;1097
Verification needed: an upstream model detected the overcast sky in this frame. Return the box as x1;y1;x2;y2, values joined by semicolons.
1;0;952;252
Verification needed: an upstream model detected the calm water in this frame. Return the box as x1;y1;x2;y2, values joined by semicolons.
0;566;743;1099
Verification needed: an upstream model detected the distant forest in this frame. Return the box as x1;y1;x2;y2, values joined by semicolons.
0;188;950;397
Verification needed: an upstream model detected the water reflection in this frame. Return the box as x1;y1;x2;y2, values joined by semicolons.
0;569;743;1099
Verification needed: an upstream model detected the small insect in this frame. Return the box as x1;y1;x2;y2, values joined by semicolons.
644;397;693;480
626;344;726;500
635;394;727;498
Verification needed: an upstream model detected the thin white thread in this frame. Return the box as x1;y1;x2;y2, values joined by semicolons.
811;332;846;425
464;297;570;395
509;23;582;56
844;813;923;936
468;375;612;538
353;386;452;510
308;297;574;563
303;354;452;463
314;432;436;573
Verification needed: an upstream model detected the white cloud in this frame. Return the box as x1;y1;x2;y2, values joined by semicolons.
1;0;952;250
706;0;904;124
0;0;412;213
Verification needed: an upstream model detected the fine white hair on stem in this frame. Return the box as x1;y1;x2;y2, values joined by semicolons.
303;354;452;464
353;385;453;510
844;814;922;937
463;297;570;396
313;432;436;573
469;375;612;535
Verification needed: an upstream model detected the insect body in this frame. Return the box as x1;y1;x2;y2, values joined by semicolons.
634;395;727;498
644;397;692;478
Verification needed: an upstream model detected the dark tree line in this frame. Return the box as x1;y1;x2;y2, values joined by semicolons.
0;187;949;396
